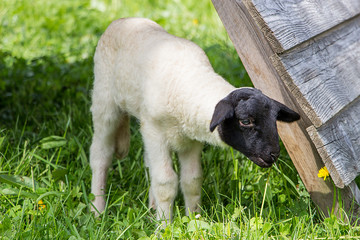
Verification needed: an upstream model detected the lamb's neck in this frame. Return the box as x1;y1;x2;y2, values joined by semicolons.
185;76;235;147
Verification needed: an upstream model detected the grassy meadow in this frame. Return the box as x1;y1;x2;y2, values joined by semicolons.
0;0;359;239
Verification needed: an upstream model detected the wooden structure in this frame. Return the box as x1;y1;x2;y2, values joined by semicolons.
212;0;360;217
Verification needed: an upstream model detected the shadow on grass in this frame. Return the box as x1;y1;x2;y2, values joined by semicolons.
0;51;93;138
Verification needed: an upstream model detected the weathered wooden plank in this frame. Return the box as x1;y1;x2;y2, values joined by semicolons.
243;0;360;52
272;17;360;127
212;0;343;216
307;97;360;188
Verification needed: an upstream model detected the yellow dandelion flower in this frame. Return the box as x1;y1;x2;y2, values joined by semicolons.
192;19;199;25
318;166;329;181
38;200;46;210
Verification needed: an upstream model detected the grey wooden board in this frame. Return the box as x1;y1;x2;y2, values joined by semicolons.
244;0;360;52
212;0;360;218
307;97;360;187
275;17;360;127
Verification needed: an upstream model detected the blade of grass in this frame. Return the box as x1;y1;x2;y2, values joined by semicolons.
260;167;272;219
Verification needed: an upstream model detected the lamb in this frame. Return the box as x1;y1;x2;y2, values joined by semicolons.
89;17;300;222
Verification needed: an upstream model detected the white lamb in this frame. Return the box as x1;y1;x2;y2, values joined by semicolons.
90;18;300;222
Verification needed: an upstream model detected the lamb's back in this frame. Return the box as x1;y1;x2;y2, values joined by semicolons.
95;18;216;119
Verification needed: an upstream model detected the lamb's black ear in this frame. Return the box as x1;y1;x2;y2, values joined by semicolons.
210;99;234;132
274;100;301;122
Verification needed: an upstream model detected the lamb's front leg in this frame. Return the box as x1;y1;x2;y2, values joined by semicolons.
178;142;203;215
141;123;178;224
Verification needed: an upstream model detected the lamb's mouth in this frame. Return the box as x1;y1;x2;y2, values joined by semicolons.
249;157;273;168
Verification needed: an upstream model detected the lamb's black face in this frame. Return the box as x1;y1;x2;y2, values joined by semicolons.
210;88;300;168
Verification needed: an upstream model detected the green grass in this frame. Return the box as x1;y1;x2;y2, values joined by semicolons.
0;0;359;239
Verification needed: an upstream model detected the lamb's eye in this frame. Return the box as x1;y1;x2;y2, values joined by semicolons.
239;119;253;127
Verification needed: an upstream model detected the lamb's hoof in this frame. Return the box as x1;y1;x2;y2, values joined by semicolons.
90;205;102;217
90;198;105;217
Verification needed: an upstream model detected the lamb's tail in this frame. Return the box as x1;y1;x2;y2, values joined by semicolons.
115;114;131;159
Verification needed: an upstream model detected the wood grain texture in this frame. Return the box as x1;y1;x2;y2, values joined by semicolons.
212;0;343;216
273;17;360;127
307;98;360;187
243;0;360;52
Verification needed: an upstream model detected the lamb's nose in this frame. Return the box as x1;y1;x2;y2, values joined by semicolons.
270;152;279;162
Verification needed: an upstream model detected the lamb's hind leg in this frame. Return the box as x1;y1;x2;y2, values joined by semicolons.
179;142;203;215
141;122;178;224
90;106;130;215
